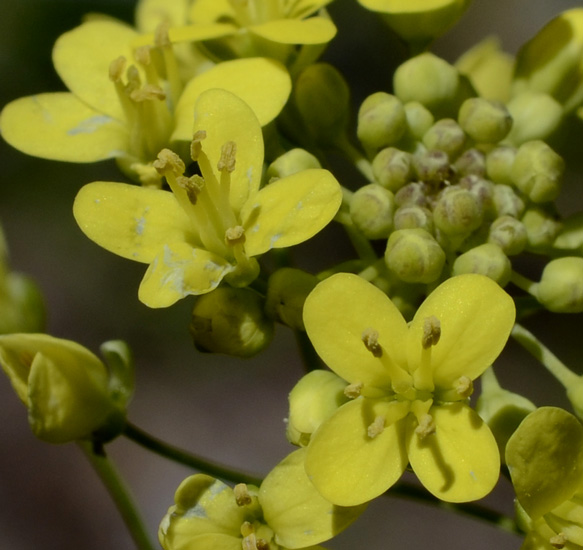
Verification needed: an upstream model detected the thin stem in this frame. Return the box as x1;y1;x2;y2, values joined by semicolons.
79;441;156;550
335;135;374;181
123;422;263;487
510;270;538;296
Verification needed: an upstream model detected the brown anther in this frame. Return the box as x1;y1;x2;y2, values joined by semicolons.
550;533;567;549
153;149;185;177
225;226;246;246
154;21;171;48
177;175;203;204
455;376;474;399
344;381;363;399
240;521;254;538
218;141;237;173
234;483;252;506
362;328;382;358
109;56;126;82
367;415;385;438
422;316;441;349
190;130;207;161
130;84;166;103
135;45;152;66
256;540;270;550
415;414;436;439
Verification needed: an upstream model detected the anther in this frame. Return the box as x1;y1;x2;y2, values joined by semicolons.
225;226;246;246
454;376;473;398
177;175;203;204
125;65;142;95
415;413;436;439
550;532;567;549
130;84;166;103
234;483;252;506
241;521;255;538
256;540;270;550
190;130;207;161
154;21;172;48
109;56;126;82
344;381;363;399
362;328;382;358
367;415;385;438
218;141;237;173
422;316;441;349
134;45;151;66
153;149;185;177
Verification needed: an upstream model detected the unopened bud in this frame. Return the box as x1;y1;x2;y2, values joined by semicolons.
395;181;428;207
433;187;483;236
521;207;562;252
422;118;466;158
372;147;413;192
403;101;435;141
357;92;407;151
454;148;486;178
536;257;583;313
493;184;525;218
266;149;321;181
0;272;45;334
413;149;452;185
452;243;511;286
488;215;527;255
505;91;563;145
458;97;512;143
393;205;434;232
350;184;395;239
485;146;516;186
458;175;495;217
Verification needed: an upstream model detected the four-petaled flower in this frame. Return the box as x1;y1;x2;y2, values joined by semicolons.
302;272;515;505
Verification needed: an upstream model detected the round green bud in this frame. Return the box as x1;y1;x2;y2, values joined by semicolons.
385;228;445;284
488;215;528;255
458;175;495;218
433;187;483;236
452;243;511;286
403;101;435;141
458;97;513;143
485;145;516;185
536;257;583;313
505;91;563;145
189;287;274;358
357;92;407;151
395;181;428;207
454;148;486;178
265;268;318;331
412;149;452;185
372;147;413;192
554;212;583;253
493;184;525;218
422;118;466;158
521;207;562;252
511;140;564;203
294;63;350;145
286;370;349;447
266;148;321;181
393;205;434;233
350;183;395;239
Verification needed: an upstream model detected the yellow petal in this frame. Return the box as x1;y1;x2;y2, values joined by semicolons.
139;242;233;307
52;19;139;121
193;89;263;213
407;274;515;388
166;534;241;550
135;0;189;32
303;273;408;390
242;169;341;256
249;17;337;45
73;182;192;263
407;402;500;502
172;58;291;141
0;93;128;162
260;448;366;548
189;0;235;24
287;0;335;18
305;398;408;506
133;23;238;48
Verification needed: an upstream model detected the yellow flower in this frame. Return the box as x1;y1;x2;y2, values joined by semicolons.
73;89;342;308
0;16;291;185
302;272;515;506
159;448;366;550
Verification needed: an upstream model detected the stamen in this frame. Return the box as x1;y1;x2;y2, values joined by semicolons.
225;226;246;246
550;533;567;549
130;84;166;103
241;521;255;538
108;56;126;82
154;21;182;108
367;415;385;438
455;376;474;398
344;381;363;399
125;65;142;95
362;328;382;358
234;483;252;506
415;413;436;439
422;316;441;349
256;540;270;550
177;175;203;205
154;21;172;48
218;141;237;173
134;46;151;67
153;149;185;177
190;131;207;162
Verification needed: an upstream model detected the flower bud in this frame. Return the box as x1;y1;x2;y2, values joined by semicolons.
265;268;318;331
422;118;466;158
458;97;512;143
286;370;348;446
505;91;563;145
0;334;131;444
485;146;516;186
357;92;407;151
536;257;583;313
521;207;562;252
393;205;434;232
452;243;511;286
454;148;486;178
412;149;452;185
511;140;564;204
553;212;583;253
395;181;427;207
266;149;321;181
190;287;274;358
403;101;435;141
350;183;395;239
433;187;483;236
372;147;413;192
0;272;46;334
492;184;525;218
488;215;527;255
385;228;445;283
458;175;495;217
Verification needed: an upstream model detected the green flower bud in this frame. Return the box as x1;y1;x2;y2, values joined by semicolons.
412;149;452;185
536;257;583;313
521;207;562;252
395;181;428;207
422;118;466;158
511;140;564;204
0;334;132;444
294;63;350;145
350;183;395;239
453;148;486;178
393;205;434;232
433;187;483;236
458;97;512;143
485;145;516;185
492;184;525;218
458;175;495;218
0;271;45;334
554;212;583;253
488;215;527;255
403;101;435;141
266;148;321;181
286;370;348;446
190;287;274;358
394;53;473;118
505;91;564;145
357;92;407;151
265;268;318;331
385;228;445;283
372;147;413;192
452;243;511;286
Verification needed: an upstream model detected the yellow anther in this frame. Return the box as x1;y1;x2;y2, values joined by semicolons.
108;56;126;82
367;415;385;438
415;413;436;439
134;45;152;66
344;381;363;399
154;21;172;48
190;130;207;161
153;149;185;177
454;376;474;399
225;226;246;246
218;141;237;173
125;65;142;94
234;483;252;506
362;328;382;358
550;532;567;549
240;521;255;538
422;315;441;349
130;84;166;103
177;175;204;205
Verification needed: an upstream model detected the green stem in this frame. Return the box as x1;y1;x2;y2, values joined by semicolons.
335;135;374;181
79;441;156;550
510;270;538;296
123;422;263;487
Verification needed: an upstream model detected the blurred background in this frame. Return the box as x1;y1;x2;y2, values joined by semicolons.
0;0;582;549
